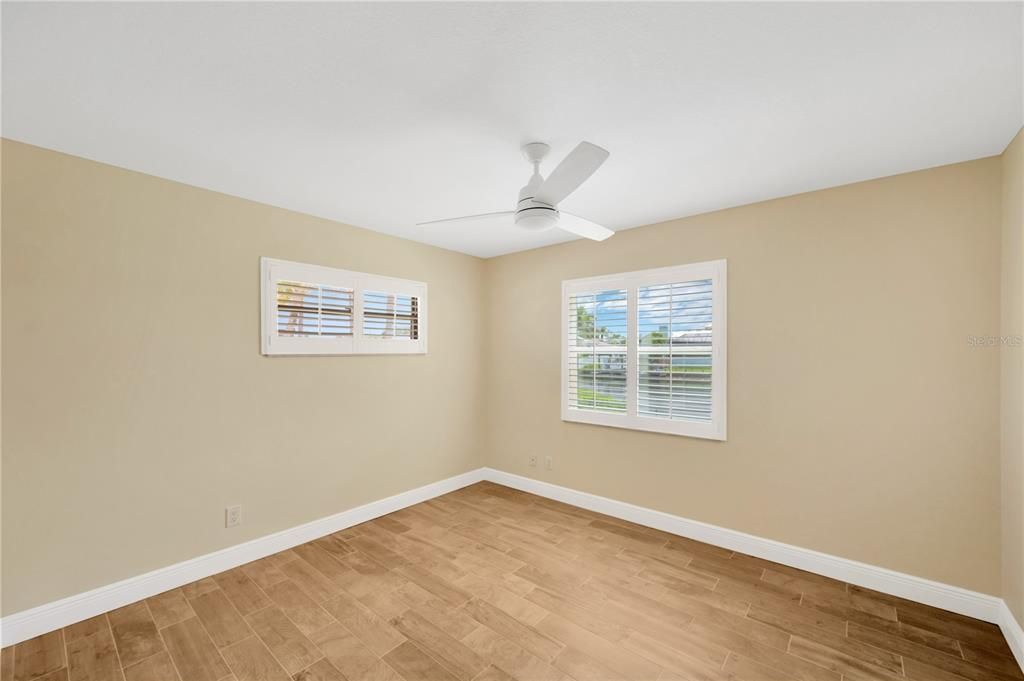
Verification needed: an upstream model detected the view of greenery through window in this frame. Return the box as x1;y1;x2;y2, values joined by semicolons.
569;290;627;412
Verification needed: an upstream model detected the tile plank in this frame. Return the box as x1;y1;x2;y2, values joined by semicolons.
848;622;1021;681
320;591;406;657
180;579;220;600
307;623;403;681
146;591;194;630
536;614;661;680
160;617;231;681
394;565;470;607
291;659;346;681
65;626;123;681
312;534;353;559
787;635;904;680
241;559;289;592
278;560;342;604
2;647;14;681
472;666;517;681
460;626;569;681
383;641;460;681
63;618;108;645
220;637;290;681
121;652;180;681
961;642;1024;678
262;581;335;637
213;570;272;617
108;604;163;669
13;631;66;681
463;598;563;663
245;608;321;676
189;589;253;649
389;610;486;681
551;647;622;681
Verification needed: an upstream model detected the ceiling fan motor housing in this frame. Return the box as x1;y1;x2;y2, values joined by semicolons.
515;192;559;231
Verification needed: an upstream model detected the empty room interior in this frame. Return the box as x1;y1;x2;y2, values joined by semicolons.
3;2;1024;680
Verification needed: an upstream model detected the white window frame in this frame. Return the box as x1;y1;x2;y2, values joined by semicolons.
261;257;427;356
561;259;726;440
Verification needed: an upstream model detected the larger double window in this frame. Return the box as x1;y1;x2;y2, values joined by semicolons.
562;260;726;440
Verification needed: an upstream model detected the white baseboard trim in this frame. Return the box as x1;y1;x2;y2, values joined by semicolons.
482;468;1008;626
0;468;486;647
1000;601;1024;674
3;465;1021;675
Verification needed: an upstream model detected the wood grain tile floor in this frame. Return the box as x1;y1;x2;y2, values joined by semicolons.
3;481;1021;681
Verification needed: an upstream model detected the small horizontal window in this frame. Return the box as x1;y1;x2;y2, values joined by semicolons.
261;258;427;356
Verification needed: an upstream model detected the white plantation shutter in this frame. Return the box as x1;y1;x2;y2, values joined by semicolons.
363;291;420;340
262;258;427;355
562;260;726;440
567;289;628;414
637;280;713;421
276;281;354;337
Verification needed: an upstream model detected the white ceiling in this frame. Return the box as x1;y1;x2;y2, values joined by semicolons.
3;2;1022;258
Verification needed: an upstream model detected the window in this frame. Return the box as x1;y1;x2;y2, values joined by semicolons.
261;257;427;355
562;260;726;440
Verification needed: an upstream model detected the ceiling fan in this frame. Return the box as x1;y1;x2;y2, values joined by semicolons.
418;141;615;241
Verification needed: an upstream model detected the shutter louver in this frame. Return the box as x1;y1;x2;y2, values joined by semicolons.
363;291;419;340
637;279;713;421
567;289;627;414
276;280;353;337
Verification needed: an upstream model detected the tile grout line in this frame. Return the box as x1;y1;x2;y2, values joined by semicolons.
59;623;68;678
62;627;68;671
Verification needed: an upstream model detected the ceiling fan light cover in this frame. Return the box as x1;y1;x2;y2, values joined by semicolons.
515;209;559;231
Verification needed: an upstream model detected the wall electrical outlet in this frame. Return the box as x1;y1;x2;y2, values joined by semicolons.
225;505;242;528
545;456;553;470
528;455;537;467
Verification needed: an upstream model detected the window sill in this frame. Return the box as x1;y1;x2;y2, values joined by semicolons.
562;409;726;441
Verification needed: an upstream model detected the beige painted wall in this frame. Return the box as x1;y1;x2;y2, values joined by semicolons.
1003;126;1024;627
483;157;1004;595
0;140;486;615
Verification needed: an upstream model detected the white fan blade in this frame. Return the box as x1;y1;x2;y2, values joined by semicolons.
534;141;610;206
558;213;614;241
417;211;513;226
